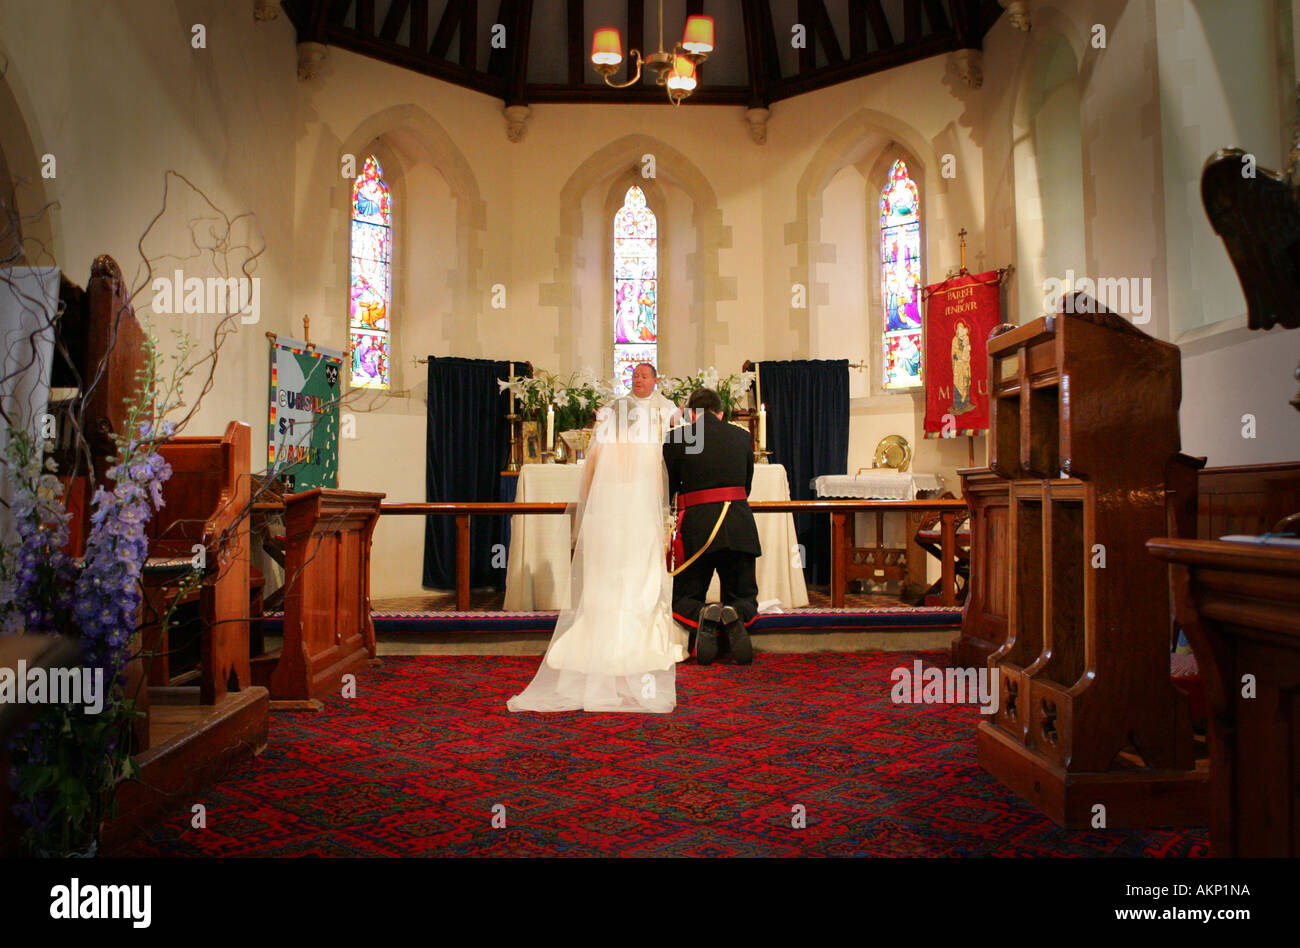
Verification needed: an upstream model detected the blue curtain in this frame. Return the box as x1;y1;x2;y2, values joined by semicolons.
760;359;850;586
423;357;512;591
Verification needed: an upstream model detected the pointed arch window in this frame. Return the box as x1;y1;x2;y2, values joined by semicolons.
349;155;392;390
612;184;658;393
880;159;923;390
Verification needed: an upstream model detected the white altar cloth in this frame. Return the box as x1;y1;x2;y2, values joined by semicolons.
810;471;945;500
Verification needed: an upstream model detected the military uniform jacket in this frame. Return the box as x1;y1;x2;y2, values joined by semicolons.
663;412;762;558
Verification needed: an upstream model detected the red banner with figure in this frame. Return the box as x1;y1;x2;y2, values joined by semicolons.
922;270;1002;437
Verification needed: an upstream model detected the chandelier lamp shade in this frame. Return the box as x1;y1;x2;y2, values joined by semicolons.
591;5;714;105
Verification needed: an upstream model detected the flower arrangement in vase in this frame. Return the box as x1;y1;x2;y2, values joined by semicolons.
1;331;196;857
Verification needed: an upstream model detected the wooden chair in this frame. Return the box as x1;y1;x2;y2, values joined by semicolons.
911;491;970;605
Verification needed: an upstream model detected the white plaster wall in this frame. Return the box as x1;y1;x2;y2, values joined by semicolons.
0;1;300;458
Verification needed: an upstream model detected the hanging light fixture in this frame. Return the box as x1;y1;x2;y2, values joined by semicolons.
591;3;714;105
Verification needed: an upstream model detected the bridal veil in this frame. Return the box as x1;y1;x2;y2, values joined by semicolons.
507;402;686;713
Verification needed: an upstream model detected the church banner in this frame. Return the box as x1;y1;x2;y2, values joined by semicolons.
922;270;1002;438
268;336;342;491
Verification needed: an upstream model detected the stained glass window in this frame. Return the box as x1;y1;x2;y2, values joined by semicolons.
349;155;391;390
613;185;657;393
880;159;923;390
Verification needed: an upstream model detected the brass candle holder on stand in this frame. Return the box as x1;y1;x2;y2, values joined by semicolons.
506;413;522;472
755;448;772;464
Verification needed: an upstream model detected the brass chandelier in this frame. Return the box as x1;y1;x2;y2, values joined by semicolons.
590;2;715;105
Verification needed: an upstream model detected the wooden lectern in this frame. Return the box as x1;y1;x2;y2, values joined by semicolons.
254;489;384;704
975;297;1207;828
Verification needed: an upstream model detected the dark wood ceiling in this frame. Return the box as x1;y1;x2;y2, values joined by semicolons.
283;0;1004;106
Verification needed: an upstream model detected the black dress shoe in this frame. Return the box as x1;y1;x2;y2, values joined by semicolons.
695;604;723;666
720;605;752;665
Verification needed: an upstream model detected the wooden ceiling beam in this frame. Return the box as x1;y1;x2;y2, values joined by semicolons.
461;0;478;70
948;0;985;47
923;0;951;33
739;0;770;106
356;0;374;35
759;0;782;81
379;0;411;42
567;0;584;84
795;0;815;72
848;0;867;57
328;0;352;24
487;0;516;76
811;0;844;65
505;0;533;105
430;0;461;57
410;0;429;49
903;1;921;42
628;0;645;88
863;0;894;48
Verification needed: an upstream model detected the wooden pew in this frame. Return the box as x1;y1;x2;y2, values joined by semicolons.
141;421;252;706
1197;462;1300;539
51;255;148;556
1148;538;1300;856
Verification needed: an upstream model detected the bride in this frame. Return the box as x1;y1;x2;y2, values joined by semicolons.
507;394;687;713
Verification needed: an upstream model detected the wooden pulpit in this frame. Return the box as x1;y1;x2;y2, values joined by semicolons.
256;488;384;704
975;297;1207;828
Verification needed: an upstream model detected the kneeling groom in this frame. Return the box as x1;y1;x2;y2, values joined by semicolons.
663;388;761;665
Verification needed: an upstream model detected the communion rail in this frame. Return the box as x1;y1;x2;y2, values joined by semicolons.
379;498;969;610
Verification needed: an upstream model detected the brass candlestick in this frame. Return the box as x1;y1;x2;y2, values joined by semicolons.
506;412;522;471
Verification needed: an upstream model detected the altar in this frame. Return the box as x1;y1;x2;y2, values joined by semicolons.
503;462;810;611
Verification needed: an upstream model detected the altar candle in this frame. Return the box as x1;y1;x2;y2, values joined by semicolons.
759;403;767;450
546;403;555;451
508;362;515;413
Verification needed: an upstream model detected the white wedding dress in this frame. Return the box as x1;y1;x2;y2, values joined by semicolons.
507;400;687;713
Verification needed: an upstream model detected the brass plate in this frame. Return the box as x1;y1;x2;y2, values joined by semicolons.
873;434;912;472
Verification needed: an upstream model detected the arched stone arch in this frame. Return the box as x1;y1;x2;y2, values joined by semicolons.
543;134;733;374
0;42;60;266
788;108;936;365
1008;16;1089;325
335;104;487;375
999;5;1094;324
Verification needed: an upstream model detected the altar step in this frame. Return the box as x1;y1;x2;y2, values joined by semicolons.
261;606;963;655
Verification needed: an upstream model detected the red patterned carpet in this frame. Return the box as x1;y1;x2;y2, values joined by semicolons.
123;653;1209;857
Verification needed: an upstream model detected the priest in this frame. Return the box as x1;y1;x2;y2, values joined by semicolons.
603;362;680;442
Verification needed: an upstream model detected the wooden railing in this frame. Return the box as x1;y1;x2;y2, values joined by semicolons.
380;498;968;610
